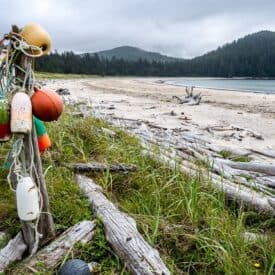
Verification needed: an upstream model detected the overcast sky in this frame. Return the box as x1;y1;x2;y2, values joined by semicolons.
0;0;274;58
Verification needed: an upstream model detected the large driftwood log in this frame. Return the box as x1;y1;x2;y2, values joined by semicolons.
217;159;275;176
71;162;137;173
23;220;96;270
0;233;27;273
76;175;170;275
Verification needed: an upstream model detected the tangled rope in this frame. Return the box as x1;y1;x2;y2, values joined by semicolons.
1;30;49;255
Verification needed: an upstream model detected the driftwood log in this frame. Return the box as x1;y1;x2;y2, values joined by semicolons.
22;220;96;270
173;87;202;105
71;162;137;173
0;232;27;273
76;175;170;275
217;159;275;176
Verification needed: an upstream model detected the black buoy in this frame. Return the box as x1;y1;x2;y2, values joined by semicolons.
58;259;92;275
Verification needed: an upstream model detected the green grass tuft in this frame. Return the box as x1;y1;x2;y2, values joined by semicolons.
35;72;99;80
0;112;274;274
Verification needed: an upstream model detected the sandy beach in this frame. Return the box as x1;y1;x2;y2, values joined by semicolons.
45;77;275;163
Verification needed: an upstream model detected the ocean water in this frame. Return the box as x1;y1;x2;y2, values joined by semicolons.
166;78;275;94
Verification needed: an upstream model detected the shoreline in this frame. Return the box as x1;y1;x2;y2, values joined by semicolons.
164;81;275;95
45;77;275;154
164;79;275;94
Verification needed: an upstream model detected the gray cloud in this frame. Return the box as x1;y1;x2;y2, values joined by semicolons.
0;0;275;58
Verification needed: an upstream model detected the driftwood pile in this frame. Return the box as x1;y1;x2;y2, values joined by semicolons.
73;100;275;216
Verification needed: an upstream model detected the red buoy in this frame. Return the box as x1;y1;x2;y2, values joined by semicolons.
31;87;64;122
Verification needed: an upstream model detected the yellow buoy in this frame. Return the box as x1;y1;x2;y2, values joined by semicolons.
20;23;52;55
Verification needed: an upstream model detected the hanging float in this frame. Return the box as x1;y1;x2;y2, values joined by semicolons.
20;23;52;56
10;92;32;133
34;116;51;152
0;97;11;141
16;176;40;221
31;87;64;122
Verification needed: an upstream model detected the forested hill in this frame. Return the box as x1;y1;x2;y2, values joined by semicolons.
92;46;178;62
36;31;275;77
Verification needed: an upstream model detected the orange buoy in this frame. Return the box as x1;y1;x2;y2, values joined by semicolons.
37;133;51;153
34;116;51;152
20;24;52;55
31;87;64;122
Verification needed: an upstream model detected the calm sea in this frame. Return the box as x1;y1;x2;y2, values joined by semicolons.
165;78;275;94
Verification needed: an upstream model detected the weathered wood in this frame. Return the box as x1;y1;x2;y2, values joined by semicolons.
16;52;55;252
142;143;275;215
76;175;170;275
173;87;202;105
22;220;96;270
218;159;275;176
77;103;275;215
72;162;137;173
31;125;56;244
250;148;275;159
0;233;27;273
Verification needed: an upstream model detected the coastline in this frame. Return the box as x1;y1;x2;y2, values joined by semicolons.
164;78;275;94
45;76;275;154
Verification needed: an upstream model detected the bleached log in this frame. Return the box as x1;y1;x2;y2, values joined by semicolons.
76;175;170;275
23;220;96;270
0;232;27;273
250;149;275;159
256;176;275;189
218;159;275;176
71;162;136;173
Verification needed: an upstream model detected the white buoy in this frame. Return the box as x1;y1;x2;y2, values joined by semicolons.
16;176;40;221
11;92;32;133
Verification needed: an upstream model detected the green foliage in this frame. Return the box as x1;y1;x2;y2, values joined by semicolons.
0;113;274;274
36;31;275;77
219;150;252;162
35;72;97;79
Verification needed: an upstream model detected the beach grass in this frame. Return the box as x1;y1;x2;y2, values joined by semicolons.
0;112;274;274
35;71;98;80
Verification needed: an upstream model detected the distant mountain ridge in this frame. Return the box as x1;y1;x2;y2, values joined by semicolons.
92;46;179;62
37;30;275;77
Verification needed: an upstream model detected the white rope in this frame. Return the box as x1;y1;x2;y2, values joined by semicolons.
7;137;24;192
11;35;43;58
2;32;50;255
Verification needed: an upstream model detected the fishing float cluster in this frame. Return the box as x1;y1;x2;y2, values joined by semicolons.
0;24;64;223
